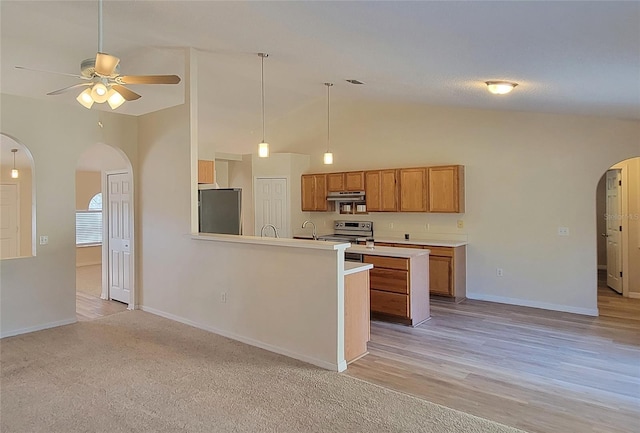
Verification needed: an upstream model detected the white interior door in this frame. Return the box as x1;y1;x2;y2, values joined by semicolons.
254;178;289;238
605;169;622;294
0;184;19;258
107;173;132;304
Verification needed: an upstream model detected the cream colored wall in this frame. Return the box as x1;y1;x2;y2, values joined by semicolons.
75;171;101;210
214;160;229;187
0;166;32;257
0;93;138;337
228;155;254;235
138;104;344;369
269;99;640;315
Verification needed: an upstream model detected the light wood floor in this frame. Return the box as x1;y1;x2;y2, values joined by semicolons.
347;274;640;433
76;265;127;321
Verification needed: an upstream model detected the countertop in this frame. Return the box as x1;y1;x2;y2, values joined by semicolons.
347;244;430;258
356;237;468;248
344;262;374;276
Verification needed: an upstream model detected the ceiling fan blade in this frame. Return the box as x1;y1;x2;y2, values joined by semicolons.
95;52;120;76
118;75;181;85
112;84;141;101
15;65;90;80
46;82;93;96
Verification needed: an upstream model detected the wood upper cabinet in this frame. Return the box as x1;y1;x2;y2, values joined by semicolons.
365;170;397;212
345;171;365;191
301;174;331;211
198;160;214;184
427;165;465;213
399;168;427;212
327;171;365;192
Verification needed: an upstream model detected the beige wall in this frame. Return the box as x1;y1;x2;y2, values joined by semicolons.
75;171;101;210
269;99;640;314
0;165;33;257
228;155;254;235
0;93;138;337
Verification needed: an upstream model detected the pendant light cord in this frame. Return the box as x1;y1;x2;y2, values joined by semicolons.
260;53;267;143
325;83;333;152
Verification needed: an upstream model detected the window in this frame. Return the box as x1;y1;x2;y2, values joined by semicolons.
76;193;102;245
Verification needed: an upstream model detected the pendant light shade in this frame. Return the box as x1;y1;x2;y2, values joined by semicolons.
323;82;334;165
77;88;95;109
258;53;270;158
10;148;19;179
485;81;518;95
107;88;126;109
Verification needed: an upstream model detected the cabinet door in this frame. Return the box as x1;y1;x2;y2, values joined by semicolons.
198;160;214;184
314;174;329;211
345;171;365;191
327;173;345;192
429;255;453;296
365;171;381;211
301;175;315;211
380;169;398;211
399;168;427;212
428;165;464;213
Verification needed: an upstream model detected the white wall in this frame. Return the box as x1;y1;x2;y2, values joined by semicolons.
138;104;345;370
268;99;640;315
0;94;138;337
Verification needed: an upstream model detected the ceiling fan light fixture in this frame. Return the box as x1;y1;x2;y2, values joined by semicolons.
486;81;518;95
91;82;109;103
77;88;94;109
107;88;125;109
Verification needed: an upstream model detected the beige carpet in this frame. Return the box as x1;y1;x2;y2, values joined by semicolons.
75;264;102;298
1;311;526;433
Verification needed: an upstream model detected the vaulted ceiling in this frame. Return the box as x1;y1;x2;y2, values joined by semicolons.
1;1;639;155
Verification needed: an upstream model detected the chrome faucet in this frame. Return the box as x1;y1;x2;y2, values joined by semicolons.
260;224;279;238
302;220;317;240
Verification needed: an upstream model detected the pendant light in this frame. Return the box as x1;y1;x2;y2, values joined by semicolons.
323;82;334;165
10;148;19;179
258;53;269;158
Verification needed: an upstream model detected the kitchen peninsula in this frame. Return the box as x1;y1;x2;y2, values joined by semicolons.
347;244;430;326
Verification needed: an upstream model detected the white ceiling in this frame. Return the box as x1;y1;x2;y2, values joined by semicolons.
1;1;639;155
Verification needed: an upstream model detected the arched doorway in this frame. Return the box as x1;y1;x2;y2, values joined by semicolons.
75;143;135;319
595;157;640;313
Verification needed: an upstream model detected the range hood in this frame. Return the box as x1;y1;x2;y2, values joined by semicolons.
327;191;366;201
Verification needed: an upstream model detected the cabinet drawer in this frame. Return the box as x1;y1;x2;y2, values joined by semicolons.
364;255;409;271
370;268;409;294
370;290;409;318
425;246;454;257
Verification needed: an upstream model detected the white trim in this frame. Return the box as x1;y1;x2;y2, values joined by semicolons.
139;305;343;372
628;292;640;299
0;317;77;339
466;292;599;316
76;261;101;267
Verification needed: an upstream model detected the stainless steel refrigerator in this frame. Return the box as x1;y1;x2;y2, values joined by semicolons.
198;188;242;235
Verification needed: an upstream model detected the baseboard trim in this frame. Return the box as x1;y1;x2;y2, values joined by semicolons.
0;317;77;339
466;293;599;317
139;305;343;372
628;292;640;299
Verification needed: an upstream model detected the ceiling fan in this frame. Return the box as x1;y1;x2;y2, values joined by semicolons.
15;0;180;110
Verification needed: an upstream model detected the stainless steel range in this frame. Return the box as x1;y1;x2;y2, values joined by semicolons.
318;221;373;262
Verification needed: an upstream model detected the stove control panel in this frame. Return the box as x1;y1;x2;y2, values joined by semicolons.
334;220;373;232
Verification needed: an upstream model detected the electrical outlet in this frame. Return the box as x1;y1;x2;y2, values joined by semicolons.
388;223;394;229
39;235;48;245
457;220;464;229
557;227;570;236
496;268;504;277
221;292;227;303
425;223;430;231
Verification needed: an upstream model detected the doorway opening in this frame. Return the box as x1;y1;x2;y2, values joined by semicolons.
596;157;640;315
75;143;134;320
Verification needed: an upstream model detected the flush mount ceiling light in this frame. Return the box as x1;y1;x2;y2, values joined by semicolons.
323;82;334;165
485;81;518;95
258;53;270;158
11;148;19;179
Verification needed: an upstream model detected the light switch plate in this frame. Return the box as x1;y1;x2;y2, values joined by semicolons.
457;220;464;229
39;235;48;245
558;227;570;236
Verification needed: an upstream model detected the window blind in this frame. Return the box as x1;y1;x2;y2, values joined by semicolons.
76;211;102;245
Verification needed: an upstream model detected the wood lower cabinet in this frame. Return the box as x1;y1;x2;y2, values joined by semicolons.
344;269;370;363
301;174;332;211
427;165;465;213
364;253;429;326
426;245;466;301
